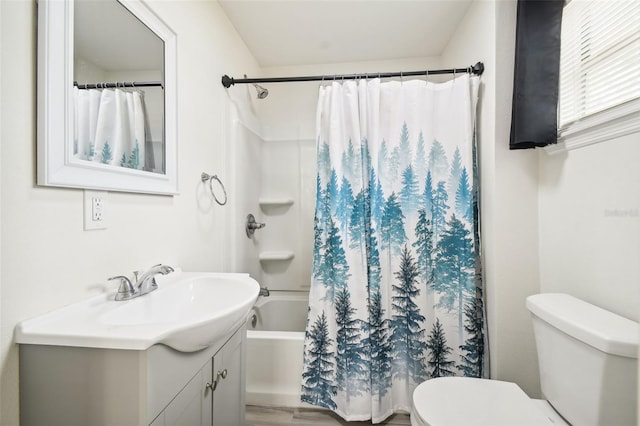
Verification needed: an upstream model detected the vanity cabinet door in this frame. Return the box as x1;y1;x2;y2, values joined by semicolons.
148;325;246;426
162;359;213;426
149;412;165;426
212;326;246;426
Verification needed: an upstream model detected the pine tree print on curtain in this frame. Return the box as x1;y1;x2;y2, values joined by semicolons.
302;75;486;423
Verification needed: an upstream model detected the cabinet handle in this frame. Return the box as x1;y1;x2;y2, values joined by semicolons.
206;369;228;393
215;369;227;382
206;380;217;392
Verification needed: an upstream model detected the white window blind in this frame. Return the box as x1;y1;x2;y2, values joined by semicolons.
559;0;640;129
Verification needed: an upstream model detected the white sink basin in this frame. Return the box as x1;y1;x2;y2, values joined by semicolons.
15;272;260;352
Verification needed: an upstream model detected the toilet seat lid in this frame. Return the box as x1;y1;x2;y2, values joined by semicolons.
412;378;554;426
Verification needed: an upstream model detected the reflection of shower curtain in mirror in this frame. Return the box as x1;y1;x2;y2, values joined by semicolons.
74;87;146;170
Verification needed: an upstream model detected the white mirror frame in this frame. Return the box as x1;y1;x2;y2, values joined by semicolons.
37;0;178;195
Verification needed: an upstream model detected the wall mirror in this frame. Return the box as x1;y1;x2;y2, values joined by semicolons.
37;0;178;195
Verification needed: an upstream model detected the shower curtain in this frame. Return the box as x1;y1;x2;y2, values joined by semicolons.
301;74;486;423
75;87;147;170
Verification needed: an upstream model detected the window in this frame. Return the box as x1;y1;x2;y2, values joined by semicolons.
553;0;640;151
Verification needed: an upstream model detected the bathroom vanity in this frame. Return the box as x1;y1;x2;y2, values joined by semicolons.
20;324;246;426
15;271;259;426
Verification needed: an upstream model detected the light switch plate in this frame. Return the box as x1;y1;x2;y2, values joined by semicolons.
84;190;108;230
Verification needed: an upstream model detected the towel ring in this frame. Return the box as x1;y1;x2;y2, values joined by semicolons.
201;172;228;206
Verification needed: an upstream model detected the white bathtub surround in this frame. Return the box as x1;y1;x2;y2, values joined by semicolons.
302;75;485;422
226;108;316;409
259;251;295;262
247;331;305;407
257;137;316;292
246;291;309;407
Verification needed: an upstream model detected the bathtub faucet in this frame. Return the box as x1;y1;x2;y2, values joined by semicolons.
259;287;270;297
246;214;266;238
136;264;174;296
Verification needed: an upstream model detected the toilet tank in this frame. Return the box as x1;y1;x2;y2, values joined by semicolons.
527;293;638;426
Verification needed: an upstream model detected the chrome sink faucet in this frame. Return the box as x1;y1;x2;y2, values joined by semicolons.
108;275;136;301
135;264;174;296
108;264;174;301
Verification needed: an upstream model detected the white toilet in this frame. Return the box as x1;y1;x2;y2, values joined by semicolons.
411;293;639;426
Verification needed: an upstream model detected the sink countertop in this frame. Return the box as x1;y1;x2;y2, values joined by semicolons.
15;271;260;352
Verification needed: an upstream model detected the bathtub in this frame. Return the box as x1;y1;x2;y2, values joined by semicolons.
246;291;308;407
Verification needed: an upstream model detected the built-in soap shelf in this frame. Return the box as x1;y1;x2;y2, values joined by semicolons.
259;197;294;213
259;251;295;262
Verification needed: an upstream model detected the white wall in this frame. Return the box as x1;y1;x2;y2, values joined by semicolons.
441;0;542;397
538;134;640;321
539;134;640;418
0;1;260;424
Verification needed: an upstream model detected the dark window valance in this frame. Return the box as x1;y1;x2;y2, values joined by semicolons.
510;0;565;150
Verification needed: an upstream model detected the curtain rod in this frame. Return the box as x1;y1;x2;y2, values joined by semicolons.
73;80;163;89
221;61;484;88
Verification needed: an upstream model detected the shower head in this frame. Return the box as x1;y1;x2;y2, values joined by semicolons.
253;83;269;99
